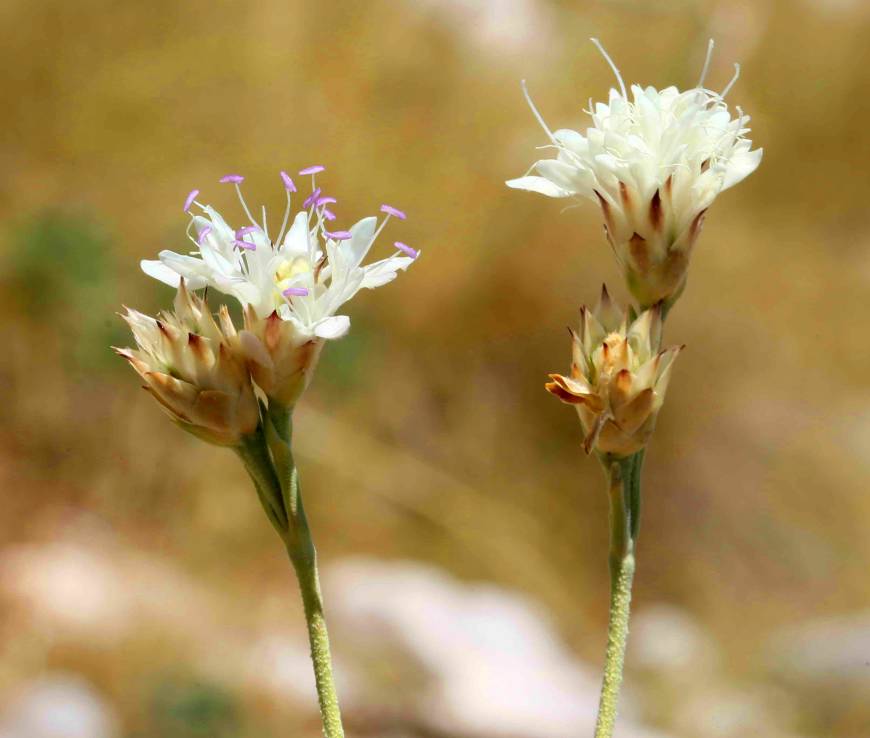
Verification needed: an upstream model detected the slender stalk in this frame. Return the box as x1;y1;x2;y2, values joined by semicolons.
287;503;345;738
237;408;345;738
593;454;642;738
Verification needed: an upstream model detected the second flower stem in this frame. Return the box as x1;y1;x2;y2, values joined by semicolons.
593;452;643;738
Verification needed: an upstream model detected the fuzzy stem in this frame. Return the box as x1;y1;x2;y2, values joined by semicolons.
236;411;344;738
265;404;345;738
287;507;345;738
593;454;641;738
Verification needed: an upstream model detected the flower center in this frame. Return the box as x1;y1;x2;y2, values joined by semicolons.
275;256;312;299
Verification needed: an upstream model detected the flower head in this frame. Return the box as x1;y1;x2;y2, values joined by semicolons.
114;282;259;446
546;286;681;457
142;168;418;340
508;40;762;308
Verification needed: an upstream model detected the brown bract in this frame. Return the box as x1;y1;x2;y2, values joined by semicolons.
545;286;681;457
238;306;325;408
114;281;259;446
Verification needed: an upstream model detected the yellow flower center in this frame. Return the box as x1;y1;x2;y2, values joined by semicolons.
274;257;312;301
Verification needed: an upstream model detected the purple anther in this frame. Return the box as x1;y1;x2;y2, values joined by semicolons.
236;226;259;237
219;174;245;184
280;171;297;192
298;165;325;176
234;239;256;251
327;230;352;241
322;209;337;221
282;286;310;297
183;189;199;212
196;226;212;245
303;188;323;209
394;241;419;258
316;196;337;206
380;204;407;220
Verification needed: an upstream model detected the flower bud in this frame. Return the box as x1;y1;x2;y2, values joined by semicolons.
238;306;324;409
546;286;681;457
115;282;259;446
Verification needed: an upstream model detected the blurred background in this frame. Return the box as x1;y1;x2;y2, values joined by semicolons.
2;0;869;736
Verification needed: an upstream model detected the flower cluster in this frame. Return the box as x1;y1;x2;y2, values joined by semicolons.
142;167;418;339
119;167;419;444
507;40;761;308
545;287;681;457
510;40;761;456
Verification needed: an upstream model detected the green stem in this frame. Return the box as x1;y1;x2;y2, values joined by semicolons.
287;509;345;738
593;454;641;738
236;409;345;738
262;404;345;738
236;428;288;534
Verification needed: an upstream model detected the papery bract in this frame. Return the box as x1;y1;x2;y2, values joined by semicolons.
546;286;681;457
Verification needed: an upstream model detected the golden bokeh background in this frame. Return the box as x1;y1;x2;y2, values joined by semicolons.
2;1;869;736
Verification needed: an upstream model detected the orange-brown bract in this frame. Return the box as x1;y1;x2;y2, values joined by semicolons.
545;286;682;457
114;281;259;446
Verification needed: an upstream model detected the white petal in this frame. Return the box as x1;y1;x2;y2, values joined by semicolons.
553;128;588;155
140;259;184;287
158;250;215;282
281;211;310;257
346;216;378;269
360;256;414;289
200;206;236;242
505;176;572;198
722;147;763;190
313;315;350;340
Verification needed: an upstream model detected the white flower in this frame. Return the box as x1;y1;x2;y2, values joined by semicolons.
507;40;762;307
142;168;419;340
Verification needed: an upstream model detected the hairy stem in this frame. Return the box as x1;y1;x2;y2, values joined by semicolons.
266;405;345;738
237;409;345;738
287;509;345;738
593;454;641;738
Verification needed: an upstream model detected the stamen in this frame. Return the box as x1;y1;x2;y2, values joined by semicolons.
234;239;256;251
720;63;740;98
590;38;627;99
232;182;257;228
326;230;352;241
236;226;259;236
698;39;715;89
380;204;407;220
196;226;212;245
183;189;199;212
521;79;557;144
276;189;293;247
322;209;337;221
303;188;322;209
282;286;309;297
219;174;244;184
298;165;325;176
261;205;269;242
316;196;337;206
394;241;418;258
280;170;297;192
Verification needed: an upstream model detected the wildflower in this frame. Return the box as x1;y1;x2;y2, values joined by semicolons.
142;168;418;340
507;40;762;308
114;282;259;446
546;286;681;457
